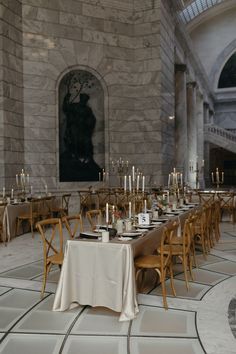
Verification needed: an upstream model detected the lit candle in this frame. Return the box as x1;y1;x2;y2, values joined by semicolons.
11;188;14;199
142;176;145;192
167;191;170;203
2;187;5;198
202;159;205;168
105;203;109;224
27;174;30;184
16;174;19;186
132;166;135;182
45;184;48;195
128;201;132;219
180;173;183;187
30;185;33;195
124;175;127;192
144;199;147;213
136;174;140;191
129;175;132;192
216;168;219;183
211;172;214;183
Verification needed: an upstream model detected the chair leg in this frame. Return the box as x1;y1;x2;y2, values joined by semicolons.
182;255;189;291
156;269;168;310
168;265;176;297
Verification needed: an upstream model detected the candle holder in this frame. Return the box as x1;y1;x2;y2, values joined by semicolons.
211;168;224;189
168;168;183;196
189;159;204;190
111;157;129;188
16;169;30;199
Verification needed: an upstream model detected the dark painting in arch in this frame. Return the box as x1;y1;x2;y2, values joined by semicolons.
59;70;105;181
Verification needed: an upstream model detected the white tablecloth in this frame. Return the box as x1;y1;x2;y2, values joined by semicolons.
53;240;139;321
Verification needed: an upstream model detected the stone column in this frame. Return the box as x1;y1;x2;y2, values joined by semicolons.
175;64;188;183
187;82;197;188
196;91;204;188
203;102;210;124
204;142;211;187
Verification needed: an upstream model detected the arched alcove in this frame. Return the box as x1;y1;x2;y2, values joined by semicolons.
58;70;105;182
218;52;236;88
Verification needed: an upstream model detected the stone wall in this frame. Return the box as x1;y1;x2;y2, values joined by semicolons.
0;0;182;191
0;0;24;190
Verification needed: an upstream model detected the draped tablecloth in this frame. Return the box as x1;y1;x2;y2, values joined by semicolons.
53;240;139;321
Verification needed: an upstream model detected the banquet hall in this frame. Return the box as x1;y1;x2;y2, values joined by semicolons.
0;0;236;353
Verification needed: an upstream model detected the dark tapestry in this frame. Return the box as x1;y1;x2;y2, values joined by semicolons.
59;70;104;181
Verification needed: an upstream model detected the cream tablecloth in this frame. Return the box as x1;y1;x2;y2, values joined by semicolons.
53;240;139;321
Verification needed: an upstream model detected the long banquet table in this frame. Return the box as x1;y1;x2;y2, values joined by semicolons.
53;205;198;321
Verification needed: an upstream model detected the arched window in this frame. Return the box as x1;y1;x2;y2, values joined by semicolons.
59;70;104;182
218;52;236;89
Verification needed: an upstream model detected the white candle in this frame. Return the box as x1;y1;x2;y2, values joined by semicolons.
144;199;147;213
132;166;135;182
16;174;19;186
216;168;219;183
129;175;132;192
124;175;127;192
167;191;170;203
112;205;115;224
11;188;14;199
27;174;30;184
168;174;170;188
211;172;214;183
128;201;132;219
136;174;140;191
45;184;48;194
105;203;109;224
30;185;33;195
99;172;101;181
180;173;183;187
142;176;145;192
2;187;5;198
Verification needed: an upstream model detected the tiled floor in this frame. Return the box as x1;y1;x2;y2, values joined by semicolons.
0;223;235;353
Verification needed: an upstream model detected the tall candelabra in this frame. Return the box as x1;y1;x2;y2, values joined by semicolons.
189;159;204;190
16;169;30;198
111;157;129;187
168;168;183;197
211;168;224;189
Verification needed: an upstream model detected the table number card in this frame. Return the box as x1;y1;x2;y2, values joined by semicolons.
138;213;150;225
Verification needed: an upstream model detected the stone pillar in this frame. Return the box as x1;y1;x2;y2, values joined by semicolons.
204;142;211;187
196;91;204;189
187;82;197;188
203;102;210;124
175;64;188;183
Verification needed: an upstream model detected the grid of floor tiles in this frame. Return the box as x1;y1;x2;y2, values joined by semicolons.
0;223;235;354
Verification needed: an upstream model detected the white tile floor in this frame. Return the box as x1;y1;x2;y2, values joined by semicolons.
0;223;235;353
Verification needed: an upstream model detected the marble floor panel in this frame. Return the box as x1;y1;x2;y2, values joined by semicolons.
0;223;235;353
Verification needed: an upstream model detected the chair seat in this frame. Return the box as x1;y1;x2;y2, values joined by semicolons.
18;212;39;220
47;252;63;265
135;254;164;268
161;244;183;254
171;236;183;244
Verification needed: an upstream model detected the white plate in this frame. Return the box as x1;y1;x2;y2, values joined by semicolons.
136;224;155;229
122;232;142;237
118;236;132;241
80;231;101;237
151;221;162;225
136;228;149;232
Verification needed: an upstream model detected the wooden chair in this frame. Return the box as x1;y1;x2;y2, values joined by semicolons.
86;209;103;230
134;221;177;309
40;196;55;220
217;192;235;222
63;214;83;239
78;189;94;215
36;218;64;298
0;203;7;243
198;192;215;206
194;206;209;258
15;198;42;237
52;193;71;218
164;218;194;291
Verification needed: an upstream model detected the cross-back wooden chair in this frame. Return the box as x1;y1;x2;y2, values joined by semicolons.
15;198;42;237
63;214;83;239
36;218;64;298
134;220;177;309
168;217;194;290
40;196;55;220
52;193;71;218
86;209;103;230
78;189;94;215
198;192;215;206
217;192;235;222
